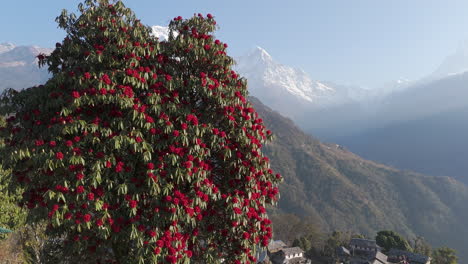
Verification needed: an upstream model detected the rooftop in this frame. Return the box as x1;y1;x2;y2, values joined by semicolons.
268;240;287;252
282;247;304;256
350;238;379;249
387;249;431;263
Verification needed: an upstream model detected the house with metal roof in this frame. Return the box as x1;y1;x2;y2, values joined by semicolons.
368;251;390;264
349;238;382;256
387;249;431;264
268;240;287;253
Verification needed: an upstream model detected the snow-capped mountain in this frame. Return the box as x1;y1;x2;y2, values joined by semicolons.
235;47;366;119
151;26;170;41
151;26;178;41
0;42;15;54
0;43;52;91
428;40;468;81
236;47;336;104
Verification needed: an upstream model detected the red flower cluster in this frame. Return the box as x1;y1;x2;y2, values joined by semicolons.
101;74;112;85
55;152;64;160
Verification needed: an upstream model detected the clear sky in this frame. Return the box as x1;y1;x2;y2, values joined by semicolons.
1;0;468;88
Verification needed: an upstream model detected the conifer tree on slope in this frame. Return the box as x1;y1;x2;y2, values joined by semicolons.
0;0;281;263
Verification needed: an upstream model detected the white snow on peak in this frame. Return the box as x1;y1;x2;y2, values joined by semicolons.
248;46;273;62
151;26;169;40
0;43;52;91
236;46;340;105
0;45;53;66
429;40;468;81
0;42;15;54
151;25;178;41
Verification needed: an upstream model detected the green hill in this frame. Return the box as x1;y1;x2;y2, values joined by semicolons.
251;97;468;261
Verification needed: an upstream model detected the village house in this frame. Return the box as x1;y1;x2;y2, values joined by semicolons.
366;251;390;264
270;247;311;264
387;249;431;264
336;246;351;263
336;239;431;264
347;251;390;264
349;238;382;256
268;240;287;254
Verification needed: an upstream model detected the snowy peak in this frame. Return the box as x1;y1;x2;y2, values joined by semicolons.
151;25;169;41
429;41;468;80
233;46;371;120
0;42;15;54
151;25;179;41
0;43;52;90
236;46;341;106
0;45;52;67
248;46;273;62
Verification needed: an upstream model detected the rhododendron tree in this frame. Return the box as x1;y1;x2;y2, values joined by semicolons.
0;0;281;263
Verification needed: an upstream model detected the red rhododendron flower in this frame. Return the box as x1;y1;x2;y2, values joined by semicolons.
83;214;91;223
76;186;85;194
72;91;80;98
129;200;137;208
154;247;161;255
183;161;192;169
76;173;84;180
101;74;112;85
55;152;64;160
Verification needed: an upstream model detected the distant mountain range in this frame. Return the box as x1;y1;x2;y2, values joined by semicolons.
334;71;468;184
327;44;468;184
233;41;468;187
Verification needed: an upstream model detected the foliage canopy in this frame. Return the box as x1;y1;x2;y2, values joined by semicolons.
0;0;281;263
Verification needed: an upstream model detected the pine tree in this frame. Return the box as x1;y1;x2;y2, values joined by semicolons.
0;1;281;263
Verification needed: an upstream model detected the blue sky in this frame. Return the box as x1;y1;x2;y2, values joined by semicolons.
1;0;468;88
